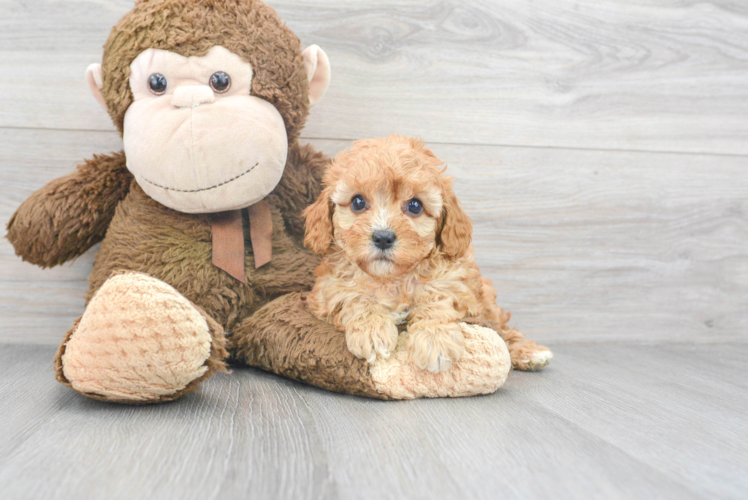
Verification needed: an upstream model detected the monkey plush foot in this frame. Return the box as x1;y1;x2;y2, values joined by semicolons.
230;293;512;400
55;272;228;404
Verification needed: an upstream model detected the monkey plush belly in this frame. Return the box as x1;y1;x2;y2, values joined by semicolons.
88;182;318;332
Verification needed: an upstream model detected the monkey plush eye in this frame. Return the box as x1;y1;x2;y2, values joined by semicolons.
406;198;423;216
350;195;367;212
209;71;231;93
148;73;167;95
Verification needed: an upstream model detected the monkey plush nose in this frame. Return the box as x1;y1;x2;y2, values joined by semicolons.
171;85;216;108
372;230;396;250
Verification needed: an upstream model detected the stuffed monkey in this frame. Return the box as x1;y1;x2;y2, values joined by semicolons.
7;0;546;404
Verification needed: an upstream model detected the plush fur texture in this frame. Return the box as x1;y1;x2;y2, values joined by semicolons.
305;136;553;372
101;0;310;142
229;292;385;398
58;272;227;403
7;152;133;268
368;323;511;399
85;145;325;327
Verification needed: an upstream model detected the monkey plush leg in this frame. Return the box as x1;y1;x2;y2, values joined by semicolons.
55;272;228;404
229;293;512;400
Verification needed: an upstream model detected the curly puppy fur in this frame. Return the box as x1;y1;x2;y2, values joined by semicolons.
304;136;552;372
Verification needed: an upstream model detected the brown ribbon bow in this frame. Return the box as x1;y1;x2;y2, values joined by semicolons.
209;200;273;283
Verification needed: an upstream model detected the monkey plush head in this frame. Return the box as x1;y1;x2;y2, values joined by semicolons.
85;0;330;213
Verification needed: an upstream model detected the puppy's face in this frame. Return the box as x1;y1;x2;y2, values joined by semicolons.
329;160;443;278
304;136;473;280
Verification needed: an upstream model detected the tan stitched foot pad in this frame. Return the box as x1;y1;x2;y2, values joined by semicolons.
369;323;512;399
60;273;214;402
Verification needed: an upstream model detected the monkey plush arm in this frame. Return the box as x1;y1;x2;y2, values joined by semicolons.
268;143;329;238
7;151;133;268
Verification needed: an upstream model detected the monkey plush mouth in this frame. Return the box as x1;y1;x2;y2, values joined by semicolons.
124;94;288;214
139;162;259;193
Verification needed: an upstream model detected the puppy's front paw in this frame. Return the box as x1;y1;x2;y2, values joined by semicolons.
407;323;465;373
345;317;399;364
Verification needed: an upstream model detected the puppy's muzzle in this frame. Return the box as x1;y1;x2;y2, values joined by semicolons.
372;230;396;250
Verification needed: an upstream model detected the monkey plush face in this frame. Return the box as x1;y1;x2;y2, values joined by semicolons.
85;0;330;214
121;46;288;213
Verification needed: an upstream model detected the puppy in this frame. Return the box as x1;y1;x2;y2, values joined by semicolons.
303;136;553;372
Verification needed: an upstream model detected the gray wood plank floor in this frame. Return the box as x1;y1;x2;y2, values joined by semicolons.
1;343;746;500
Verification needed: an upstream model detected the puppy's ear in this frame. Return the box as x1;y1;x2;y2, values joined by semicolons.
303;187;334;255
437;182;472;259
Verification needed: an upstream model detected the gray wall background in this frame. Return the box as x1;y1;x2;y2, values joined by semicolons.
1;0;746;345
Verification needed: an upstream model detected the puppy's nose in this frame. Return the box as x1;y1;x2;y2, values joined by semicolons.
372;230;396;250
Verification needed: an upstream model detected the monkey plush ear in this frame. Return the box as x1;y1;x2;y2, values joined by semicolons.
86;63;108;111
302;45;331;107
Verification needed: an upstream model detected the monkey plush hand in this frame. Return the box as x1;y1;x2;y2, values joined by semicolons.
7;0;513;403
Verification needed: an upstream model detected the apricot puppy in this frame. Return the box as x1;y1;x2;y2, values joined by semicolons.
304;136;553;372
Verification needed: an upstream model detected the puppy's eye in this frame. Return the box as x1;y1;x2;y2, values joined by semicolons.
350;195;367;212
210;71;231;93
148;73;167;95
406;198;423;216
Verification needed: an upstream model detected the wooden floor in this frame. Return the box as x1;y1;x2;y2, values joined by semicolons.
1;0;748;498
1;343;747;499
